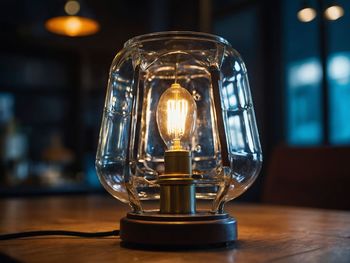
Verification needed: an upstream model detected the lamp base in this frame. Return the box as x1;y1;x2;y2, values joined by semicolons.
120;211;237;248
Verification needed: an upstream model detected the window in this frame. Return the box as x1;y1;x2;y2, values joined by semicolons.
284;0;350;146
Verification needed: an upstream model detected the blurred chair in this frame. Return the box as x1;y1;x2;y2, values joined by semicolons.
262;145;350;210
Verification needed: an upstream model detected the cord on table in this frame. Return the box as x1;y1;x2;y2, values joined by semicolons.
0;230;120;240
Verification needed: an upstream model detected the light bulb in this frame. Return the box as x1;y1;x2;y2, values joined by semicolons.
324;5;344;21
64;0;80;15
156;83;197;150
297;7;317;22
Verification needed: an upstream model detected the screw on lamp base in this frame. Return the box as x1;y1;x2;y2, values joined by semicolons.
119;211;237;248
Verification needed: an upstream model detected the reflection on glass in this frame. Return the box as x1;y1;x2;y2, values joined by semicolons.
228;115;244;149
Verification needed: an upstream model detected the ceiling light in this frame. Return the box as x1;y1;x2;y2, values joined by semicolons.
45;0;99;37
298;7;317;22
324;4;344;21
64;1;80;16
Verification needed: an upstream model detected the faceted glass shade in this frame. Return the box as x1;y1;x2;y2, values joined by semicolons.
96;32;262;213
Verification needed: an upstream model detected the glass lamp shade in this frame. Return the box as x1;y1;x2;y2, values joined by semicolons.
96;31;262;214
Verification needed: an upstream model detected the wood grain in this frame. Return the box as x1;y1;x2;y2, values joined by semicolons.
0;195;350;263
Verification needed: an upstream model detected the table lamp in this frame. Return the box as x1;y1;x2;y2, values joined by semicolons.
96;31;262;247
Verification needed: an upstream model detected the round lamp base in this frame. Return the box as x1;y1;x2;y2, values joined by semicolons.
120;211;237;248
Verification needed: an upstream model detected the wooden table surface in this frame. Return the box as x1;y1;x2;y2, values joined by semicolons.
0;195;350;263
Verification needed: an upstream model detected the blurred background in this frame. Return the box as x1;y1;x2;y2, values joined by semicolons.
0;0;349;210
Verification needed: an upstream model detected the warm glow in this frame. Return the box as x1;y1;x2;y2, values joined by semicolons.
297;7;317;22
157;83;196;150
324;5;344;21
45;16;99;37
166;98;188;143
64;0;80;15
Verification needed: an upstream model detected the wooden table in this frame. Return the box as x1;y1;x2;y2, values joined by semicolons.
0;195;350;263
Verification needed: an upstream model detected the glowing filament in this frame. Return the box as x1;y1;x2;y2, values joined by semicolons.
157;83;197;150
166;99;188;141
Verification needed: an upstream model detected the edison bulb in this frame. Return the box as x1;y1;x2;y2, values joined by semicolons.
156;83;197;150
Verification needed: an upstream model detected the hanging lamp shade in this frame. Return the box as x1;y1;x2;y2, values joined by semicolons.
45;0;100;37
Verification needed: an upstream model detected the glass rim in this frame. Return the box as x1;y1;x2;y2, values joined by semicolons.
124;31;231;48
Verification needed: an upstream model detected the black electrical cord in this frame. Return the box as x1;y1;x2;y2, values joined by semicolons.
0;230;120;240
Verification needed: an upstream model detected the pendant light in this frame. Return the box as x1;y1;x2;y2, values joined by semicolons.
45;0;100;37
297;0;317;23
324;2;345;21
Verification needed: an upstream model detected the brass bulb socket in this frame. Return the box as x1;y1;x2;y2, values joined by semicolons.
158;178;196;214
164;150;192;176
159;149;196;214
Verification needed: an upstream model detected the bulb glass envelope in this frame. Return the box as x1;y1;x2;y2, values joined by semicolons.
96;32;262;213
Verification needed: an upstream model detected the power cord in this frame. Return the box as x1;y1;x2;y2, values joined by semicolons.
0;230;120;240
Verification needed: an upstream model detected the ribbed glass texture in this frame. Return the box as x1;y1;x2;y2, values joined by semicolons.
96;31;262;212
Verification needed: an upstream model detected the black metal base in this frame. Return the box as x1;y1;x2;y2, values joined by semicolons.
120;211;237;248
